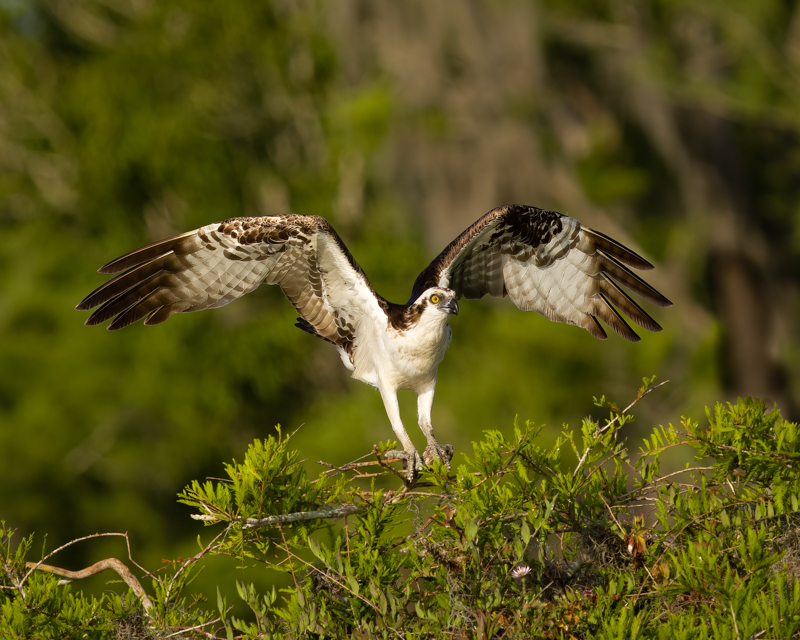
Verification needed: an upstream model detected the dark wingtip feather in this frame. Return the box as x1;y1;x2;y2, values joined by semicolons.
77;286;114;311
597;293;642;342
143;306;170;326
96;230;198;274
98;252;138;274
106;300;150;330
598;249;672;308
587;317;608;340
99;260;131;275
586;228;655;271
644;288;672;308
599;274;664;332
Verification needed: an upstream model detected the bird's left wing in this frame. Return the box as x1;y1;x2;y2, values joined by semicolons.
411;204;671;341
77;216;386;347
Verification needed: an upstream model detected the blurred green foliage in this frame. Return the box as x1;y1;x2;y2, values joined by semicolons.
1;0;800;615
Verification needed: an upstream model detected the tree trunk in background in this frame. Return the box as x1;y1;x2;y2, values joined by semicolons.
689;112;794;415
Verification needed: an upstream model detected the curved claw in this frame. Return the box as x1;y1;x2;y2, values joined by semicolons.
384;443;454;484
423;443;454;469
384;448;424;483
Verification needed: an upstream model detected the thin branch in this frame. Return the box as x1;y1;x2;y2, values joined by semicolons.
638;436;687;455
599;380;670;436
123;531;155;581
191;512;227;522
26;558;154;613
389;514;437;549
242;503;365;529
618;466;717;500
731;603;740;640
599;494;626;538
164;528;228;607
575;449;628;493
372;445;412;482
683;433;800;472
278;526;299;592
349;471;396;480
273;539;396;629
162;617;221;640
574;380;669;479
468;432;528;492
192;487;434;530
1;548;26;600
22;532;132;587
285;422;306;441
314;451;382;481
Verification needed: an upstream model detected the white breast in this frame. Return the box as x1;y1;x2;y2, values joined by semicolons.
383;312;452;392
346;305;453;393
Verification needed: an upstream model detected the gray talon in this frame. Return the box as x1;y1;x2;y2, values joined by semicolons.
423;443;454;469
384;449;424;483
384;443;452;483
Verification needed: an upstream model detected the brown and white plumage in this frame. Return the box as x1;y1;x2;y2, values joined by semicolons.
78;204;671;481
78;216;380;350
412;205;670;341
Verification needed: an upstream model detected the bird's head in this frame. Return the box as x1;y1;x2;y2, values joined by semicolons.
414;287;459;318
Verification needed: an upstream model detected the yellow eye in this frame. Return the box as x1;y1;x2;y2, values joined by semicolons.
430;294;440;303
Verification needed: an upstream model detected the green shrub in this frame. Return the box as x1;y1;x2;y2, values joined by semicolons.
3;380;800;638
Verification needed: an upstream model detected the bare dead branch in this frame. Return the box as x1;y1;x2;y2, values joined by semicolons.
22;532;134;588
26;558;154;613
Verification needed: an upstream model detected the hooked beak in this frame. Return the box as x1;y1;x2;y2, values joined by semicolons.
438;298;459;316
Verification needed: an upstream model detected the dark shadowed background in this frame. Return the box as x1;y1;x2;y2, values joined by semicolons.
1;0;798;603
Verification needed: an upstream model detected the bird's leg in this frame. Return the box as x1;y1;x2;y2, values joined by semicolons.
379;385;423;482
416;385;453;470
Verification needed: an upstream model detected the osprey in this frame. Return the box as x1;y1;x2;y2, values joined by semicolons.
78;204;670;480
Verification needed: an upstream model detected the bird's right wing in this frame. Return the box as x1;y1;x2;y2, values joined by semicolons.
77;216;387;348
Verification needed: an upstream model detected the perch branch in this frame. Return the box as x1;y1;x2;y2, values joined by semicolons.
241;503;365;529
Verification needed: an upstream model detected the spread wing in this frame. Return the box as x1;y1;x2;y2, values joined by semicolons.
411;204;672;342
77;216;386;349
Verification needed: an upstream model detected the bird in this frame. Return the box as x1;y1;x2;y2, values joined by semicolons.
77;204;671;481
